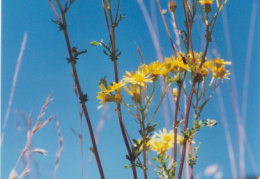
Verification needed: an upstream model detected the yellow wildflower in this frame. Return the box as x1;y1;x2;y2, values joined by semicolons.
98;84;110;94
107;81;125;93
148;60;163;77
124;84;141;98
199;0;214;5
149;128;190;154
124;66;153;86
173;59;190;73
136;139;152;151
208;58;231;79
186;51;203;65
214;58;232;68
150;139;172;154
154;128;175;143
199;66;209;77
212;65;230;79
97;92;110;109
160;58;174;76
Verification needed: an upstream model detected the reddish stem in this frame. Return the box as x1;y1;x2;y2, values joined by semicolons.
177;78;196;179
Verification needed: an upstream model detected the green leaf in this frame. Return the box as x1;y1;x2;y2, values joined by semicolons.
165;155;170;161
176;119;184;128
90;41;101;46
124;165;131;169
152;157;159;162
168;74;180;83
172;162;177;168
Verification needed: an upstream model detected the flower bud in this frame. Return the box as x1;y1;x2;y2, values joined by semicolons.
169;1;177;13
72;47;77;53
204;4;212;13
172;88;179;98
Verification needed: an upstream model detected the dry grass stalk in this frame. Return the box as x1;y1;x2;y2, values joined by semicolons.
72;80;84;179
53;117;64;179
9;95;53;179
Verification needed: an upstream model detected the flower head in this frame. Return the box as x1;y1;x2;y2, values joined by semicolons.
124;66;153;86
107;81;125;93
97;81;125;109
210;58;231;79
97;92;110;109
124;84;141;99
148;60;164;78
199;0;214;5
169;1;177;13
150;128;183;154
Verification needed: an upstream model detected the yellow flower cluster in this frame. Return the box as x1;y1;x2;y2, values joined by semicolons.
97;81;125;109
149;128;184;154
197;57;232;79
97;51;231;108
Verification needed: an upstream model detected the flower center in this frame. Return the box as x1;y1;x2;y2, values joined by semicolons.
134;73;145;82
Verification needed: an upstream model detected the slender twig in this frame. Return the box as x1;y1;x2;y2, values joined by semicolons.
147;82;172;127
53;117;64;179
49;1;105;178
177;77;196;179
102;1;138;178
156;0;177;57
188;142;193;179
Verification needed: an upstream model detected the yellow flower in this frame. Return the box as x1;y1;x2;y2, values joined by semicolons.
186;51;203;65
150;138;172;154
173;59;189;73
199;0;214;5
199;66;209;77
150;128;185;154
212;65;230;79
154;128;175;143
148;60;163;77
208;58;231;79
124;66;153;86
107;81;125;93
160;58;174;76
98;84;110;94
97;92;110;109
136;139;152;151
97;81;124;108
124;84;141;98
214;58;232;68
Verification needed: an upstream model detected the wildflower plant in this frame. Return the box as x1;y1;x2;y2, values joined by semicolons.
49;0;229;178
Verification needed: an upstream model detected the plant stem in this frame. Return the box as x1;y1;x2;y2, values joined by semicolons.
172;72;187;176
103;1;138;178
188;142;194;179
156;0;177;57
177;77;196;179
51;1;105;178
141;116;148;179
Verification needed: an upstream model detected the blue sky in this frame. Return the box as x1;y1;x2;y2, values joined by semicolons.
1;0;260;178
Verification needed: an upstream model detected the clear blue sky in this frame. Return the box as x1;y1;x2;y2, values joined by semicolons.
2;0;260;178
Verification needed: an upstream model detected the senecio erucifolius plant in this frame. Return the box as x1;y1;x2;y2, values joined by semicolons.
49;0;229;178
